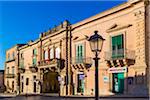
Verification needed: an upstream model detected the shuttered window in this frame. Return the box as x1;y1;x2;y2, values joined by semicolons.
32;58;37;65
50;48;54;59
112;34;124;58
55;47;60;58
76;44;84;63
33;49;37;56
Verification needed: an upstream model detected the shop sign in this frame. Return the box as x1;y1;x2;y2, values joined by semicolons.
108;67;127;73
79;74;85;80
103;76;109;83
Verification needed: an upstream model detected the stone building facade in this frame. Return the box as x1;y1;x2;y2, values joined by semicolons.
4;44;25;93
4;0;149;96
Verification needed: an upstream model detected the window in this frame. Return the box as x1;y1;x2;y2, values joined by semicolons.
26;78;29;85
111;34;124;58
55;47;60;58
44;50;48;60
12;52;15;59
21;53;23;59
8;53;10;60
12;66;15;74
7;67;9;74
20;60;24;68
32;58;37;65
50;48;54;59
33;49;37;56
76;44;84;63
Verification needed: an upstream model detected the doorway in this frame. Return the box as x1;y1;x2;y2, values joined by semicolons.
113;73;124;93
77;73;85;94
42;71;59;93
34;82;36;93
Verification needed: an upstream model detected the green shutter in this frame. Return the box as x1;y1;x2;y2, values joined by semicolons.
80;45;82;57
112;36;116;46
112;36;117;58
117;35;124;57
117;35;123;48
118;73;124;93
112;34;124;58
78;45;80;57
33;58;37;66
76;44;84;63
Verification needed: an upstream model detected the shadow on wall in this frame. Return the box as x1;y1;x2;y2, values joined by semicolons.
109;74;149;97
0;85;6;93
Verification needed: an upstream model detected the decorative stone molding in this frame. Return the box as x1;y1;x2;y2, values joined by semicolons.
106;24;132;33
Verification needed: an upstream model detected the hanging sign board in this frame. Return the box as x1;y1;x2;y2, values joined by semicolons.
108;67;127;73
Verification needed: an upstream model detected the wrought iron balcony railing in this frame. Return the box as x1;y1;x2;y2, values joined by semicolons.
5;74;15;78
38;58;64;68
72;57;93;65
104;49;135;60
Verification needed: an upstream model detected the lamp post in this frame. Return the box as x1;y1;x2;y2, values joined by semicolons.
88;30;105;100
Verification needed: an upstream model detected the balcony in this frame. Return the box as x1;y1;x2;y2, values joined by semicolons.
5;74;15;78
104;49;135;61
72;57;92;69
18;67;25;73
38;58;65;70
29;65;38;73
104;49;135;67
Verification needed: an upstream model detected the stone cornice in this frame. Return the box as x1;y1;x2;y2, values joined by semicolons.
19;39;40;50
71;0;142;30
106;24;132;33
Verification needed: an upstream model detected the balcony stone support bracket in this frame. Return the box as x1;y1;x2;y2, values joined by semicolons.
29;66;38;73
116;60;121;67
123;59;128;66
18;68;25;73
110;61;114;67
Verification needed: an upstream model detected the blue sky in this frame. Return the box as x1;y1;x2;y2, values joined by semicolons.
0;0;127;70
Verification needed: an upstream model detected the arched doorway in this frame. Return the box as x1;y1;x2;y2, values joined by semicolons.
42;71;59;93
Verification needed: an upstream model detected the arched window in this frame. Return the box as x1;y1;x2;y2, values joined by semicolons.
44;50;48;60
50;48;54;59
55;47;60;58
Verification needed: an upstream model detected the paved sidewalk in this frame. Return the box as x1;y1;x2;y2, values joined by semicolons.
41;93;149;98
0;93;16;97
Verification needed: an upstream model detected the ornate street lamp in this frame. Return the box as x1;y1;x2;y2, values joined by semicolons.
88;30;105;100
